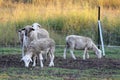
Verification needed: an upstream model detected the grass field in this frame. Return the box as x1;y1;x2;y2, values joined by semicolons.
0;46;120;80
0;0;120;80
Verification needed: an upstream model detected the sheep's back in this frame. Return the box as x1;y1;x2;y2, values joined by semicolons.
66;35;93;50
29;38;55;52
37;29;49;38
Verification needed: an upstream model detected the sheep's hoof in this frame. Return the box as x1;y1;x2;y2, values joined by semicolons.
63;56;66;59
63;58;66;59
83;58;86;60
32;65;36;67
49;63;54;67
49;65;54;67
102;55;105;58
73;58;77;60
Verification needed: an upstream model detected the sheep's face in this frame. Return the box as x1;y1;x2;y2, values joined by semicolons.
21;55;32;67
22;26;34;37
18;29;25;44
96;49;102;59
32;23;41;29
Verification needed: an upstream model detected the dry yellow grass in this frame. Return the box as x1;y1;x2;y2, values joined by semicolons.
0;0;119;23
0;0;120;45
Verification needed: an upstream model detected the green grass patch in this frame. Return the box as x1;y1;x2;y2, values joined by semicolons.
0;47;120;80
0;67;120;80
0;46;120;59
0;47;21;55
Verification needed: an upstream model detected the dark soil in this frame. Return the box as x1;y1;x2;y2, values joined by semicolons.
0;54;120;70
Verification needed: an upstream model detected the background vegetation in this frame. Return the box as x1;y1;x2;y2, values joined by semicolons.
0;0;120;46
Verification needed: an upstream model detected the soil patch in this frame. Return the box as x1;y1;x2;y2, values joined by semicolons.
0;54;120;70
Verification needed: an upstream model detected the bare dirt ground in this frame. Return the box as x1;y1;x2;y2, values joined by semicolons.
0;54;120;70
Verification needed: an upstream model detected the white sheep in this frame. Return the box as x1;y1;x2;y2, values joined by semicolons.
21;38;55;68
18;24;49;57
63;35;102;60
18;28;28;57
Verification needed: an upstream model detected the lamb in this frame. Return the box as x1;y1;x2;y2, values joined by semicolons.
63;35;102;60
21;38;55;68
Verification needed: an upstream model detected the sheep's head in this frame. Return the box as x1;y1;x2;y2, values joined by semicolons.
32;23;41;30
21;55;32;67
96;49;102;59
21;25;35;37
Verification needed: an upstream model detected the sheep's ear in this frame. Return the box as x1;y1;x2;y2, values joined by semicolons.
38;25;41;27
21;28;25;31
30;27;35;31
18;29;21;32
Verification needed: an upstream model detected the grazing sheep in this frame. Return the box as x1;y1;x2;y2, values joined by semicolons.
21;38;55;68
63;35;102;60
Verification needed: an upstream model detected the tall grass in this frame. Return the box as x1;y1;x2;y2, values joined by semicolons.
0;0;120;46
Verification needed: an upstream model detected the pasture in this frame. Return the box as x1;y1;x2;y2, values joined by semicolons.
0;46;120;80
0;0;120;80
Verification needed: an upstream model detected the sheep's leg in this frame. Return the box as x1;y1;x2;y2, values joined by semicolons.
45;49;50;60
70;49;76;60
22;46;24;57
86;50;89;59
45;52;48;60
49;52;52;59
49;48;55;67
83;47;88;60
39;53;43;68
63;47;67;59
32;55;37;67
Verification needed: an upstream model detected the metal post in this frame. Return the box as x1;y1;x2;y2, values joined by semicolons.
98;21;105;56
98;6;105;56
98;6;100;49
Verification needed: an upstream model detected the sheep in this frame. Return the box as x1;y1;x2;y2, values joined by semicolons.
63;35;102;60
18;28;28;57
21;38;55;68
22;24;50;58
18;24;49;57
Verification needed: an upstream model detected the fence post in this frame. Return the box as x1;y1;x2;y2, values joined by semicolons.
98;6;100;49
98;6;105;56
